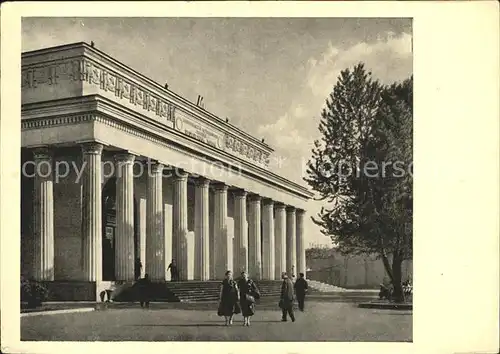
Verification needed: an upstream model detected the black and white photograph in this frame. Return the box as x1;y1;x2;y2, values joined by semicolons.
18;16;413;342
1;2;499;354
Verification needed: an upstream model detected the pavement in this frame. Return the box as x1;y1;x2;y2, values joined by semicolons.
21;301;412;342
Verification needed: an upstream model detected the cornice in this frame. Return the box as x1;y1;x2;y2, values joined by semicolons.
21;97;313;200
21;42;274;156
21;113;95;129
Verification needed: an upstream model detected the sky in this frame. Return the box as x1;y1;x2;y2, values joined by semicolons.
22;17;413;247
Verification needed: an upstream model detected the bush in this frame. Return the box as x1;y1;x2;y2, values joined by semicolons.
21;278;49;308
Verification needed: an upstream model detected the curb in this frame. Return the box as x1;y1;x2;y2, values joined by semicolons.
21;307;95;317
358;302;412;310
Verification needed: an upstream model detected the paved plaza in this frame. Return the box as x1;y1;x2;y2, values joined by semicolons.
21;301;412;342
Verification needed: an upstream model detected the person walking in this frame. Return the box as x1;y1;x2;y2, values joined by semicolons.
134;258;142;280
279;272;296;322
294;273;308;312
217;270;240;326
237;271;261;326
167;259;179;281
136;273;152;308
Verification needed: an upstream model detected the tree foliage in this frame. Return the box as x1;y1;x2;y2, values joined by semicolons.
304;63;413;302
306;247;338;260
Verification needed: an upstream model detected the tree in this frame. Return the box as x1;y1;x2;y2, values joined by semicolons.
304;63;413;302
306;247;337;260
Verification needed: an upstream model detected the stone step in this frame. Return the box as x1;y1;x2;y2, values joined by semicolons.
113;280;283;303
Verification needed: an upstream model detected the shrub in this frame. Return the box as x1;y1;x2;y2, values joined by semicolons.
21;278;49;308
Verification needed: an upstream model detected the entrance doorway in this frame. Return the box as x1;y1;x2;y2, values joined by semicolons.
101;177;139;281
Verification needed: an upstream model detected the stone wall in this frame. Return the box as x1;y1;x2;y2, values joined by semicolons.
306;249;413;289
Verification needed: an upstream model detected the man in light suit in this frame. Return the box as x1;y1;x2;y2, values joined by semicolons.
280;272;296;322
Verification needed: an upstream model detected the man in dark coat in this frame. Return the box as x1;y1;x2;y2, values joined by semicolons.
280;272;296;322
167;259;179;281
136;273;152;308
294;273;308;312
134;258;142;280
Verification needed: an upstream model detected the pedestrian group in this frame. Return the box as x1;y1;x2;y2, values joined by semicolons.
217;270;309;326
133;259;310;326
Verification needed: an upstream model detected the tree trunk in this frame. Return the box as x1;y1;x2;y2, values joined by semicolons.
391;253;405;303
343;257;349;287
380;252;394;282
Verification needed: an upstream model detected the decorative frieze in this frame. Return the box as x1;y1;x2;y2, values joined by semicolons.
225;134;270;167
22;55;271;168
22;65;60;88
23;59;176;125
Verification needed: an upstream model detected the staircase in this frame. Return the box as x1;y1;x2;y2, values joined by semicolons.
112;281;178;302
113;280;283;303
167;281;219;302
255;280;282;297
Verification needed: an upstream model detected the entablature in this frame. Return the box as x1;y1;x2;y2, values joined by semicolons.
21;95;313;202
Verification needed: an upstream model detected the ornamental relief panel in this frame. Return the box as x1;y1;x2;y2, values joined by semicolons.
22;58;270;168
174;109;224;150
22;59;176;124
224;134;270;167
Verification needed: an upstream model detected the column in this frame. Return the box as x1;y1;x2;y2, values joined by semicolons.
33;147;54;281
163;179;173;280
286;206;297;277
248;195;262;280
261;199;275;280
296;209;306;278
274;203;286;279
81;143;103;281
233;190;248;273
139;198;147;278
186;231;195;280
213;183;229;279
172;170;189;280
114;153;136;281
194;177;210;280
146;161;164;281
209;191;215;279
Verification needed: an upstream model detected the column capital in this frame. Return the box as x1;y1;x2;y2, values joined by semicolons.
248;194;261;203
32;146;52;160
286;205;296;213
233;189;247;198
212;182;228;192
296;208;306;216
81;142;104;155
194;176;210;187
172;169;189;181
262;198;274;206
149;161;164;174
274;202;286;211
114;152;136;164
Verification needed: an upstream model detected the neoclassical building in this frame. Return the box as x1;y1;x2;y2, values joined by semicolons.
20;42;313;300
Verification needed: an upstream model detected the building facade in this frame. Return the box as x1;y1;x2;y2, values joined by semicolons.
20;42;312;299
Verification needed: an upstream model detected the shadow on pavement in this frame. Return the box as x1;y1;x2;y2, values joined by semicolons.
128;319;285;327
128;324;224;327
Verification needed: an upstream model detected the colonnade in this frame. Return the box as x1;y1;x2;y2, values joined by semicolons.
30;143;307;282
